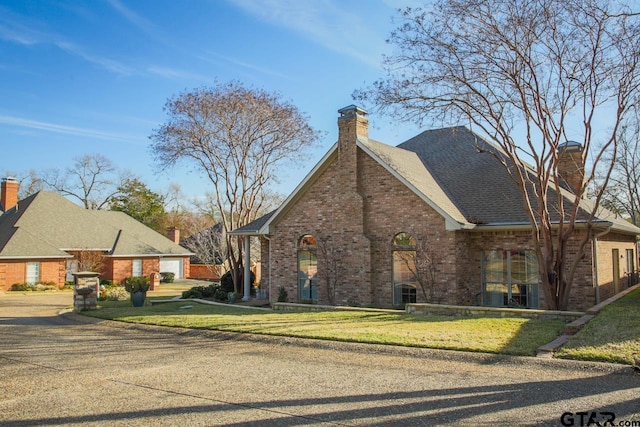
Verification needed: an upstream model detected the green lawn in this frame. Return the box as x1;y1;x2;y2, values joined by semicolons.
83;300;565;356
555;288;640;365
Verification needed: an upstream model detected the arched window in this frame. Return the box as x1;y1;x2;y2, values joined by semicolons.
298;235;318;302
393;232;417;306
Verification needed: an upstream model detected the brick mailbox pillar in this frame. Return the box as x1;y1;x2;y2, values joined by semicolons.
150;272;160;290
73;272;100;312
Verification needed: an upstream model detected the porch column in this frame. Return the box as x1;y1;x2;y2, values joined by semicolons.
242;236;251;301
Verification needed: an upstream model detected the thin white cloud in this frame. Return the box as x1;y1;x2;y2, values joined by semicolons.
0;115;142;144
147;66;212;82
106;0;169;46
107;0;156;35
54;40;134;75
0;6;133;76
198;51;291;80
226;0;388;68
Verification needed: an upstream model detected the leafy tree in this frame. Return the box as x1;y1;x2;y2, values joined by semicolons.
356;0;640;310
40;153;125;209
150;81;321;295
110;178;166;232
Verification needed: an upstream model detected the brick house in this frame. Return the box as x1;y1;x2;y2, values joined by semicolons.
231;105;640;312
0;181;192;290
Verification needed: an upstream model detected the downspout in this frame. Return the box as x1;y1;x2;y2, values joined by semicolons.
242;236;251;301
591;226;612;305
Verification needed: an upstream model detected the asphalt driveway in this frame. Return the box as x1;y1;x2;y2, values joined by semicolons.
0;292;638;426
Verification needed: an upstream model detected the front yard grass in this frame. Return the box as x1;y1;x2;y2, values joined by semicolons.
555;288;640;365
83;301;565;356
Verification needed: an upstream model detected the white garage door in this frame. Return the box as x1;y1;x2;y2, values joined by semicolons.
159;258;183;279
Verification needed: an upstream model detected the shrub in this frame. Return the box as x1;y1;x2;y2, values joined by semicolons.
181;284;221;299
123;276;151;293
38;282;58;291
10;282;57;291
220;270;255;294
11;283;33;291
100;279;114;287
160;272;175;283
214;288;228;301
99;286;128;301
277;286;288;302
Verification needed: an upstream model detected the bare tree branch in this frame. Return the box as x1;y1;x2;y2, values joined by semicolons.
150;81;322;294
357;0;640;309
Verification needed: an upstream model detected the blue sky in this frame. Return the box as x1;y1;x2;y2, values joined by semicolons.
0;0;423;203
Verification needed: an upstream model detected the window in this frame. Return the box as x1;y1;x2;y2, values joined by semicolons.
298;235;318;302
626;249;636;286
26;262;40;284
626;249;635;274
393;232;417;306
482;250;539;308
132;259;143;277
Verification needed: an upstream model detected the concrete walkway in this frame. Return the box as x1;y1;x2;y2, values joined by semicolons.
1;292;639;426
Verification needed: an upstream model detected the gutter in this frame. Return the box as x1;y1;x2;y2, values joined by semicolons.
0;255;74;260
470;220;613;232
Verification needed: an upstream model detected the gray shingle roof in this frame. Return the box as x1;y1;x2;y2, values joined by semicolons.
0;191;191;259
230;126;640;236
397;126;529;224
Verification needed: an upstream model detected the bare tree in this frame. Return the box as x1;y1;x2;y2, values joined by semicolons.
396;236;444;304
181;220;227;279
75;249;105;273
317;236;345;305
595;106;640;225
41;154;124;209
356;0;640;310
150;81;321;294
3;169;44;199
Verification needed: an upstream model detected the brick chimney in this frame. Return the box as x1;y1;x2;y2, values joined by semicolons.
338;105;368;143
337;105;368;192
1;177;19;212
557;141;585;196
167;227;180;244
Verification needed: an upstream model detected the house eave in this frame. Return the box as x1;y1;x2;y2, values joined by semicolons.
0;254;74;260
104;253;193;258
469;220;617;232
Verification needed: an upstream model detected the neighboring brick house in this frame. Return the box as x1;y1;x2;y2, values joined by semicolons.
231;105;640;312
0;182;192;290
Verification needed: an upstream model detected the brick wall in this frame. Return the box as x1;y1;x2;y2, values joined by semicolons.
0;259;67;290
261;108;636;312
189;264;218;280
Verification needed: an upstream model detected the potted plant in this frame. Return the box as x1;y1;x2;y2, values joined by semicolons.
123;276;151;307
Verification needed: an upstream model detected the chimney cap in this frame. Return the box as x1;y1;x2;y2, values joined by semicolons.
338;105;368;118
558;141;583;152
2;176;18;183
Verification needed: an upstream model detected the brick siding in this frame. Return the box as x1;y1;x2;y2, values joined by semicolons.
259;109;637;312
